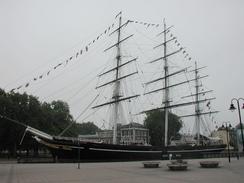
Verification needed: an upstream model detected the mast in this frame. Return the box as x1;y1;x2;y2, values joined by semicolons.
195;62;201;145
163;19;169;147
112;15;122;144
92;12;139;145
142;20;218;147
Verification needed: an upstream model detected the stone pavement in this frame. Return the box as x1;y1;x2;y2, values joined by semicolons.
0;158;243;183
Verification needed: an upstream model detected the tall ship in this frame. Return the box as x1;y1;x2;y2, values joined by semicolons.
2;13;226;161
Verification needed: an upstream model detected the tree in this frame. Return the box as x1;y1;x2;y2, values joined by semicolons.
144;110;182;146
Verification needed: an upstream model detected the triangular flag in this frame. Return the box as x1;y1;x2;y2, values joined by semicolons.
76;52;79;58
47;71;50;75
39;75;43;79
17;85;22;89
80;50;83;55
70;56;73;60
25;83;29;87
34;78;37;81
86;46;88;51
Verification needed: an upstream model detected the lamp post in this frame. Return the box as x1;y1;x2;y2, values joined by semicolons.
222;122;232;163
229;98;244;152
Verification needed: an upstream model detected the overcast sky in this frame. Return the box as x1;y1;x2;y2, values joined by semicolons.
0;0;244;130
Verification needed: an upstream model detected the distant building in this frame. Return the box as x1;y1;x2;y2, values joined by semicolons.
211;127;232;149
78;122;149;145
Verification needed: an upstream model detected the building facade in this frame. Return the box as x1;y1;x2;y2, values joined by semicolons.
78;122;150;145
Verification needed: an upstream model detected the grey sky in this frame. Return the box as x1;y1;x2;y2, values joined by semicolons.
0;0;244;130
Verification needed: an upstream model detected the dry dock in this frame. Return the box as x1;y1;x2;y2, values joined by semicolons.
1;158;244;183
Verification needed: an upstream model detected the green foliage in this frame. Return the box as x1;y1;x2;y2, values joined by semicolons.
0;88;100;156
144;110;182;146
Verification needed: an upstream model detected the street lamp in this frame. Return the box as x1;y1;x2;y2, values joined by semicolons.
222;122;232;163
229;98;244;152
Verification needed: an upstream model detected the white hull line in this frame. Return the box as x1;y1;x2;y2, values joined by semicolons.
167;148;225;153
89;148;162;153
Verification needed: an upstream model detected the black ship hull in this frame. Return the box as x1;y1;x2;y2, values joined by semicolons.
35;136;226;161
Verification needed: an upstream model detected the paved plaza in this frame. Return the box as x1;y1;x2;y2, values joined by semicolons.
0;158;244;183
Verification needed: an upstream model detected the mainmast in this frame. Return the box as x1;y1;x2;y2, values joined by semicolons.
92;12;139;144
142;19;218;147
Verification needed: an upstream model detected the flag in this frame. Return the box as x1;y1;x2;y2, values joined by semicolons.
80;50;83;55
39;75;43;79
25;83;29;87
47;71;50;75
86;46;88;51
34;78;37;81
17;86;22;89
115;11;122;19
10;88;15;92
76;52;79;58
104;30;107;34
93;40;95;43
156;24;159;27
70;56;73;60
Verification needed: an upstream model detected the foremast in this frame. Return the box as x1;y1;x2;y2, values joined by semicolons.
92;12;139;144
163;19;170;147
195;62;201;145
113;15;122;144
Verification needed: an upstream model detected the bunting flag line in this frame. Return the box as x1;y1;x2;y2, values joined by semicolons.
128;19;161;28
10;19;117;92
